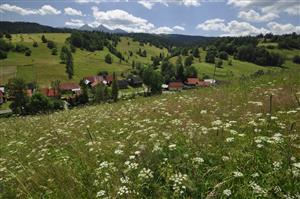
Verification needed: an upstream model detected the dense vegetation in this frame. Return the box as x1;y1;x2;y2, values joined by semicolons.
210;36;287;67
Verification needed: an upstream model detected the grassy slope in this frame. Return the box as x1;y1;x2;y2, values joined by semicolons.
0;33;167;86
1;34;299;85
170;48;300;80
1;68;300;198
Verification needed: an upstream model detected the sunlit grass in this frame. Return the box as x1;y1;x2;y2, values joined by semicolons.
1;68;300;198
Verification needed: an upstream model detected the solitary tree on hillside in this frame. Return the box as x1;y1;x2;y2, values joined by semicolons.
176;56;185;80
52;48;58;55
60;46;69;64
41;35;47;43
111;72;119;102
205;46;218;63
105;54;112;64
65;49;74;79
184;55;194;67
47;40;56;49
161;59;176;83
33;42;38;48
192;48;200;58
142;66;163;94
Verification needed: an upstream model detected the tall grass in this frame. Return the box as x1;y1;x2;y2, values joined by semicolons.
1;69;300;198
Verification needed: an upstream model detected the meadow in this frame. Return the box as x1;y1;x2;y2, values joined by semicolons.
2;33;297;87
1;67;300;198
0;33;167;86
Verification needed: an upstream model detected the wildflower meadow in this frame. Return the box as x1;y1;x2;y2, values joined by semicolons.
1;69;300;198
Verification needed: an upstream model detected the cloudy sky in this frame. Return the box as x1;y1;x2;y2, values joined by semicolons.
0;0;299;36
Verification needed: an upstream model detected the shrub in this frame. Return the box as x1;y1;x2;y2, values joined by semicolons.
15;44;29;53
52;48;58;55
28;93;53;114
105;54;112;64
219;51;229;60
293;55;300;64
47;40;56;49
184;55;194;67
41;35;47;43
0;50;7;59
33;42;38;48
25;49;31;56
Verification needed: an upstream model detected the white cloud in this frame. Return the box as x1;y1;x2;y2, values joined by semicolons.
0;4;37;15
224;20;269;36
137;0;155;9
38;5;61;15
228;0;300;16
173;25;185;31
74;0;102;3
284;5;300;16
65;19;85;28
196;18;226;31
91;7;155;33
267;22;300;34
74;0;129;3
238;10;278;22
0;4;61;16
64;7;84;16
91;7;176;34
137;0;200;9
152;26;174;34
182;0;201;7
196;18;269;36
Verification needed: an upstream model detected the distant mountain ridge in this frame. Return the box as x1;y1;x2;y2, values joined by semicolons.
79;24;127;34
0;21;215;47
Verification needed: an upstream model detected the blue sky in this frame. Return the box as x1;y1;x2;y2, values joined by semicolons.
0;0;299;36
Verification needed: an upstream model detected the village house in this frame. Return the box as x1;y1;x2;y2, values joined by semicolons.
168;82;184;91
185;78;201;87
84;76;105;87
204;79;216;85
59;83;81;94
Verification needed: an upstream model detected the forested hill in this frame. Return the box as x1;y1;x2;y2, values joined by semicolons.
0;21;73;34
126;33;215;48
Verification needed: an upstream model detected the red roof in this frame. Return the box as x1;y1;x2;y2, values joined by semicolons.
185;78;201;85
168;82;184;89
105;75;113;83
59;83;80;91
84;76;104;83
198;81;211;87
41;88;59;97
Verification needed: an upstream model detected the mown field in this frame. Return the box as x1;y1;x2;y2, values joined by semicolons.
1;67;300;198
0;33;167;86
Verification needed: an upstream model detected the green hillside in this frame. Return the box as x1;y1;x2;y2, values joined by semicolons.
1;68;300;198
171;50;268;80
2;33;299;86
0;33;167;86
